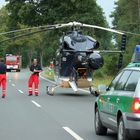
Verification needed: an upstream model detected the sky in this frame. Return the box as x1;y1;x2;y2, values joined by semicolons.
0;0;6;8
97;0;117;26
0;0;116;26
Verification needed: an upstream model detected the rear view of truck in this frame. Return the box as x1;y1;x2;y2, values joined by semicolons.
6;54;21;72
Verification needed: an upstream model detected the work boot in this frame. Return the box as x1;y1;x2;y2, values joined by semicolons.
2;94;6;98
35;94;38;96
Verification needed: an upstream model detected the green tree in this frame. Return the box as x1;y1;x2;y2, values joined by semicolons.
111;0;140;66
3;0;111;68
0;7;9;57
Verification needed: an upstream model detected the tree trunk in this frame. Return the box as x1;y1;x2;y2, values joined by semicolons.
28;49;34;66
40;51;43;68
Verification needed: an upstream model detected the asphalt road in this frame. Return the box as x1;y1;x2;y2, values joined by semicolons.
0;69;117;140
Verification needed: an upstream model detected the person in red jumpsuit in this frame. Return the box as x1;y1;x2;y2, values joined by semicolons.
28;58;42;96
0;58;7;98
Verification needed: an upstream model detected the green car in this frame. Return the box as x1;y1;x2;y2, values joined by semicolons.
94;66;140;140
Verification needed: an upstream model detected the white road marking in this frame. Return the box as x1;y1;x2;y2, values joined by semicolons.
63;127;84;140
31;100;41;108
18;90;24;94
12;83;15;87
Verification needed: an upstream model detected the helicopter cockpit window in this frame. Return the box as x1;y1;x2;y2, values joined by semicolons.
71;35;87;42
63;42;71;50
63;31;100;50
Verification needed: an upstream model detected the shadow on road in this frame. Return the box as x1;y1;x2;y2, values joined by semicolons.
55;93;91;97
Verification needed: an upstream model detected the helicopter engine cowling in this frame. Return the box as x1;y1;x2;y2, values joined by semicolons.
88;53;104;70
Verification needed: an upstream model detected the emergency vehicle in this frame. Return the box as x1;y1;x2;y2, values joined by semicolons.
94;45;140;140
6;54;21;72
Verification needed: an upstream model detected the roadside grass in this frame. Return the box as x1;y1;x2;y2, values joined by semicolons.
42;68;113;86
93;76;113;87
42;68;54;80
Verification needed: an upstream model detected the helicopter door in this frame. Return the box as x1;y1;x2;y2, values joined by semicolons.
60;54;74;77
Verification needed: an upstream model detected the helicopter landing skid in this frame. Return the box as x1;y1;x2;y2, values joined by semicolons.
46;85;60;96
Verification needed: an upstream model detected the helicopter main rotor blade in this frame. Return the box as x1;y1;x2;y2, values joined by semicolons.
0;24;60;36
94;50;123;54
0;22;80;36
0;27;40;36
0;28;48;44
0;23;74;43
53;21;125;35
0;21;134;45
59;50;124;53
117;30;140;36
1;21;140;36
82;23;124;35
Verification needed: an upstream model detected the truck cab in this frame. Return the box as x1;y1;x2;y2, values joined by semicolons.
6;54;21;72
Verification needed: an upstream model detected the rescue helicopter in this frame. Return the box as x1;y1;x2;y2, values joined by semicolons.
0;21;126;95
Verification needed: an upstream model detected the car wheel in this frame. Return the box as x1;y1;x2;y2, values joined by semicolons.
118;117;130;140
95;108;107;135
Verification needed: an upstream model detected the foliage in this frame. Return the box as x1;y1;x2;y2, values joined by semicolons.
0;0;109;67
111;0;140;67
0;7;9;57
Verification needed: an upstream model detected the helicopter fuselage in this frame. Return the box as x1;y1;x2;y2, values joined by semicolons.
53;30;104;90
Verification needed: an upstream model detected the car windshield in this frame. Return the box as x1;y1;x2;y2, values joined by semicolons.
7;57;17;62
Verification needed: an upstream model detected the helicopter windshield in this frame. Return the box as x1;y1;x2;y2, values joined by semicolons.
64;32;97;51
64;35;96;51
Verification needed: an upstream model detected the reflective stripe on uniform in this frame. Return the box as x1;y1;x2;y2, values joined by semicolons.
28;87;32;94
28;88;32;91
35;89;38;93
2;90;6;95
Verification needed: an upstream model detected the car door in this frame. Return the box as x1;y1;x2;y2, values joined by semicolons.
116;71;140;117
107;70;132;129
99;71;124;126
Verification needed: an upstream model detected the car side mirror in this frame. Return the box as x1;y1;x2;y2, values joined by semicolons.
106;86;110;91
97;84;107;93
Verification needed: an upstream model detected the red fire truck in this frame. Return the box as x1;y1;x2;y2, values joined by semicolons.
6;54;21;72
